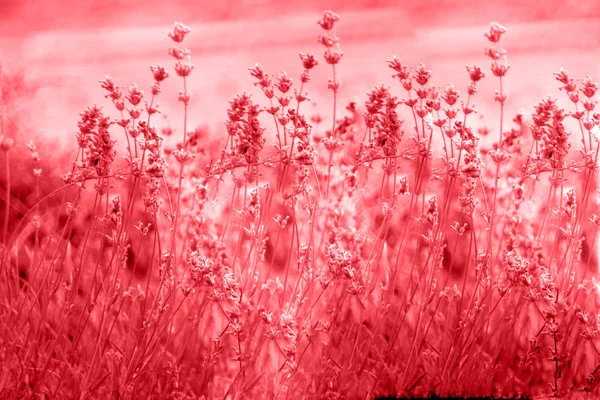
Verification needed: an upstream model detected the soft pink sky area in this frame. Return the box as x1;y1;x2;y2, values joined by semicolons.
2;0;600;33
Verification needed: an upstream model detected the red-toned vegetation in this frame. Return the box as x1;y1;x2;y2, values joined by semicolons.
0;12;599;399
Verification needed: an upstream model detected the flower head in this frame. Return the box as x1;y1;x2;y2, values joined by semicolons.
413;63;432;86
150;65;169;82
317;10;340;31
168;22;191;43
484;22;507;43
299;53;318;70
466;65;485;82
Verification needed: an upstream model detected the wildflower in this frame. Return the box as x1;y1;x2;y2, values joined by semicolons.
317;34;339;48
113;98;125;111
582;100;596;112
387;56;412;81
415;87;429;99
489;149;510;164
466;82;478;95
327;78;340;93
442;83;460;105
277;95;291;107
554;68;570;85
188;252;216;287
248;63;266;81
326;243;353;279
178;90;192;105
466;65;485;82
444;108;458;119
462;102;477;115
225;93;265;164
261;277;284;295
172;149;195;164
174;61;194;77
581;76;598;98
484;47;506;60
484;22;507;43
123;284;145;303
491;63;510;77
26;141;40;161
415;104;431;118
168;47;190;60
299;52;318;70
99;75;117;93
168;22;191;43
439;284;461;302
275;71;293;93
322;136;343;152
583;118;597;132
299;70;311;83
128;107;142;119
567;91;579;103
150;64;169;82
126;84;143;106
398;175;410;195
324;48;344;65
494;90;508;105
504;251;532;287
145;102;161;116
563;188;577;217
317;10;340;31
294;89;310;103
413;63;432;86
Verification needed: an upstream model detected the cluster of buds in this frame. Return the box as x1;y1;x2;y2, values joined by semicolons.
388;57;438;112
484;22;509;106
424;195;439;226
562;188;577;219
440;83;460;122
99;76;127;112
290;114;317;167
387;56;412;92
317;10;342;94
456;123;483;179
458;177;479;216
299;52;318;84
225;93;265;169
324;242;364;295
168;22;193;106
187;251;217;288
259;307;299;368
530;97;571;173
27;141;42;177
465;64;485;101
554;67;599;152
503;250;533;287
387;57;445;162
576;308;599;340
248;64;314;147
146;65;168;114
100;77;159;125
362;84;404;158
100;75;165;165
75;105;115;184
249;64;274;100
142;177;162;215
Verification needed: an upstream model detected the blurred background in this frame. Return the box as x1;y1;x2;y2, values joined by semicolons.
1;0;600;149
